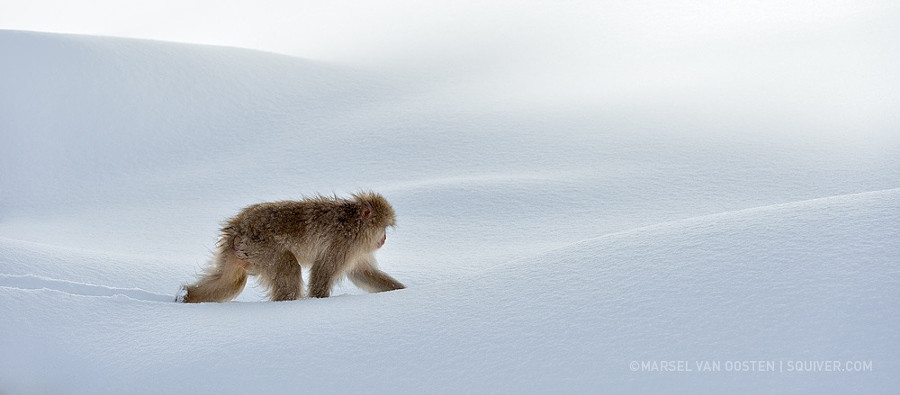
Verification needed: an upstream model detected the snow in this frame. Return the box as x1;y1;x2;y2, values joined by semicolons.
1;9;899;394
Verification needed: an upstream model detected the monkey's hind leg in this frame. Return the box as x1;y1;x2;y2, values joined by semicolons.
256;251;303;302
181;249;249;303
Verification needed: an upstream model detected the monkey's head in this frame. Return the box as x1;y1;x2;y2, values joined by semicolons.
354;190;396;233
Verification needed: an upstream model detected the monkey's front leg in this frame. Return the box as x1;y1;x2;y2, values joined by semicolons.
348;256;404;293
348;267;405;293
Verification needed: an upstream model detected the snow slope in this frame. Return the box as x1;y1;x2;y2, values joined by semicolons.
1;27;899;394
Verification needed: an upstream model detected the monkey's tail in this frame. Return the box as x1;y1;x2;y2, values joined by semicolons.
179;233;249;303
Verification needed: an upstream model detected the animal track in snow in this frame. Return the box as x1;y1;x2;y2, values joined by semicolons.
0;274;173;302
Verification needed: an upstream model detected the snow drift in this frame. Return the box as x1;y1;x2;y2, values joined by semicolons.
1;27;898;394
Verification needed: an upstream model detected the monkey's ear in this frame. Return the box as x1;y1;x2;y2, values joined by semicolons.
361;205;374;220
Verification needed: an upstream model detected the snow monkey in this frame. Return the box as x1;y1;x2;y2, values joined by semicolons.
178;192;404;302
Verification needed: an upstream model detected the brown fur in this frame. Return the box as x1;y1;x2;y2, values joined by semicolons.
179;192;404;303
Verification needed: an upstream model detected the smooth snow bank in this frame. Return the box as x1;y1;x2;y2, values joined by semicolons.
3;30;898;281
2;189;897;393
1;28;899;394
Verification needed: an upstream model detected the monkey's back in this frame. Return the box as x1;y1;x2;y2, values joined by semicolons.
222;197;361;256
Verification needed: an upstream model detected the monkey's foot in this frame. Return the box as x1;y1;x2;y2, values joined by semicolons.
174;286;188;303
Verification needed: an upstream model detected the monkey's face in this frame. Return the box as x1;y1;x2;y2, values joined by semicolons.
376;229;387;249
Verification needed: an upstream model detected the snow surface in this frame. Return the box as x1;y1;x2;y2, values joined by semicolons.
1;22;899;394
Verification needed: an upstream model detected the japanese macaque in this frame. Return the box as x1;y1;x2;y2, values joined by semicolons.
178;192;404;303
